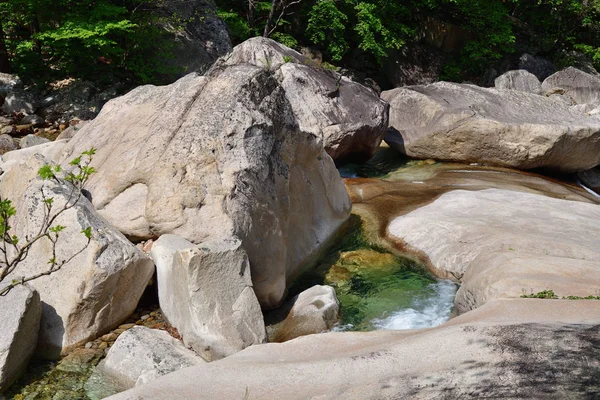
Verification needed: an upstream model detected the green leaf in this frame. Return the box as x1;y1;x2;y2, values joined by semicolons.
81;226;92;240
38;165;55;180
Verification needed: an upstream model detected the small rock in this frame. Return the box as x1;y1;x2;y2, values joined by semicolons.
89;326;205;389
118;324;136;330
101;333;118;342
85;342;93;349
140;315;150;321
14;124;32;136
0;133;17;155
270;285;340;343
19;134;50;149
20;114;45;127
0;125;16;136
98;342;108;351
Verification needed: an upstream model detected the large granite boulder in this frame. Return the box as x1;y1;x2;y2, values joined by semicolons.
542;67;600;106
270;285;339;342
382;81;600;172
0;285;41;392
0;155;154;357
60;37;354;309
90;326;204;391
151;235;265;361
218;37;389;162
386;189;600;313
494;70;542;94
104;299;600;400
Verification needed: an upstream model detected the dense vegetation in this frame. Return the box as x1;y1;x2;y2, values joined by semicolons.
0;0;599;86
218;0;600;79
0;0;181;85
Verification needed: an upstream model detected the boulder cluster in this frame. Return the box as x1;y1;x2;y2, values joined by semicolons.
1;37;599;399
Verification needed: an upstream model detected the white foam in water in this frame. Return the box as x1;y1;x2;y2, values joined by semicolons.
372;280;457;330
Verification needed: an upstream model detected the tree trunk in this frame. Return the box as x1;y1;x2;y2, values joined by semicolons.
0;20;10;73
263;0;278;37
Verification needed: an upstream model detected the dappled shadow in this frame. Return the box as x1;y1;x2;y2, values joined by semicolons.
401;324;600;399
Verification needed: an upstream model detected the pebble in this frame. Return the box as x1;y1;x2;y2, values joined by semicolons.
118;323;136;330
98;342;108;350
140;314;150;321
84;342;93;349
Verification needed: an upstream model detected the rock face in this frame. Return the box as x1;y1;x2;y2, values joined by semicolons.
0;285;41;392
542;67;600;106
382;81;600;172
61;37;354;309
153;0;231;81
271;285;339;342
0;155;154;357
1;90;36;115
383;43;444;88
218;38;389;162
151;235;265;361
518;53;556;81
494;70;542;94
386;189;600;313
92;326;204;389
104;299;600;400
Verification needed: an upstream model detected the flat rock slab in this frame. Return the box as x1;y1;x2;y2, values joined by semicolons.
104;299;600;399
386;188;600;312
382;81;600;172
0;285;41;392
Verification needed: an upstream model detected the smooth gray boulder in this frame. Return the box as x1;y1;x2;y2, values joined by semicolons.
60;37;353;309
271;285;339;342
542;67;600;106
0;134;17;155
104;299;600;400
0;285;41;392
494;70;542;94
386;189;600;313
0;155;154;357
19;134;50;149
90;326;204;390
382;81;600;172
151;235;265;361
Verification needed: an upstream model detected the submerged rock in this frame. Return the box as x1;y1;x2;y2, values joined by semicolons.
0;285;41;392
382;81;600;172
61;38;354;309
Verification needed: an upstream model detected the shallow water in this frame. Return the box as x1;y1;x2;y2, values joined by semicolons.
290;215;457;332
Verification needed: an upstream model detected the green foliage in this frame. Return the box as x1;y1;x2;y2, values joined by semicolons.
0;0;184;85
522;289;600;300
0;148;97;296
521;289;558;299
306;0;349;61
